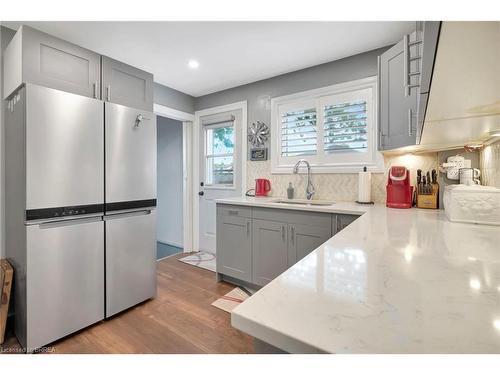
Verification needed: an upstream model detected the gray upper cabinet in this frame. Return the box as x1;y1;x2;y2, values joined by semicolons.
416;22;441;143
101;56;153;111
378;38;418;150
216;208;252;283
417;22;441;95
288;224;331;266
252;219;288;287
379;22;441;151
3;25;101;100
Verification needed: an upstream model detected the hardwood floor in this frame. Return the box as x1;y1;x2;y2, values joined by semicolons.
1;253;254;354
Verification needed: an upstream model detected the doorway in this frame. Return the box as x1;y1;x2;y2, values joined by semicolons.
156;115;184;259
194;101;247;254
154;103;195;259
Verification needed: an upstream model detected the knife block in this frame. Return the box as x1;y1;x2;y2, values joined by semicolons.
417;183;439;209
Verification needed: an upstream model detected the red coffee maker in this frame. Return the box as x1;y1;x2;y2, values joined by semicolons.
386;166;413;208
255;178;271;197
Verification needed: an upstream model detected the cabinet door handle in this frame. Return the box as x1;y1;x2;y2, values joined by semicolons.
408;108;413;136
106;85;111;101
246;221;250;237
403;34;409;97
290;226;295;245
281;225;285;242
93;82;98;99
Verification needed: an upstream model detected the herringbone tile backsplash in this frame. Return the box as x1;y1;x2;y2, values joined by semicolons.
246;153;438;203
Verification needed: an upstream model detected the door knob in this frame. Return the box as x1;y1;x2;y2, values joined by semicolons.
198;191;204;196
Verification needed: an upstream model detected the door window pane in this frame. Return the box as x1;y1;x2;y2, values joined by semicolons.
205;124;234;186
206;156;234;185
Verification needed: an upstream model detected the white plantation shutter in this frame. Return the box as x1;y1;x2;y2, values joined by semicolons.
271;77;380;173
323;100;368;153
281;108;317;157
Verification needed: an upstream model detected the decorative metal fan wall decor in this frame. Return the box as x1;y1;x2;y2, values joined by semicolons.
248;121;269;147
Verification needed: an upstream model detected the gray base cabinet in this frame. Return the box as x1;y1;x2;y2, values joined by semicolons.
334;214;360;234
102;56;153;111
288;224;331;266
218;215;252;283
3;25;101;100
216;204;361;287
252;219;288;286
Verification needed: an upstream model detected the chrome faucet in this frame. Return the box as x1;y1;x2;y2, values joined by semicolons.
293;159;315;200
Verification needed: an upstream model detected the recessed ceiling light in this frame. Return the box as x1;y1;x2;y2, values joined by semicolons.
469;278;481;290
187;59;199;69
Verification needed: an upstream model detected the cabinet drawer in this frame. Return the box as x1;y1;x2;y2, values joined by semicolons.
252;207;331;228
218;204;252;219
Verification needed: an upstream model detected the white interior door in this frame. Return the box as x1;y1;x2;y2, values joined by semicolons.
198;109;243;253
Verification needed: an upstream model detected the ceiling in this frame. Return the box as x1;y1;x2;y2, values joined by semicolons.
2;21;415;97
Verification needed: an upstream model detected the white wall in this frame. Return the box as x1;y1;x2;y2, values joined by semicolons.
157;116;184;247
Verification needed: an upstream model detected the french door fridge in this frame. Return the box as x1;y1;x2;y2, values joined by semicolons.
104;102;157;317
6;84;105;350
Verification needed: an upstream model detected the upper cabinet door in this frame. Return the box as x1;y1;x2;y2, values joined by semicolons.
20;26;101;99
379;39;418;150
101;56;153;111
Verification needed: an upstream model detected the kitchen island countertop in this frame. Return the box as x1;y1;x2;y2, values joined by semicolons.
216;197;500;353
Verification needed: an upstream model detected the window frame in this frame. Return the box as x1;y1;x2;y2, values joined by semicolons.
271;76;383;174
203;121;236;189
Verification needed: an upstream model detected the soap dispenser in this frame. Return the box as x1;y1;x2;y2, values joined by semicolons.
287;182;294;199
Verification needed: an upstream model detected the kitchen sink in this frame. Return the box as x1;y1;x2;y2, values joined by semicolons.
270;199;335;206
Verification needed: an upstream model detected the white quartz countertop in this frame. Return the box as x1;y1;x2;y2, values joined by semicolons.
216;197;500;353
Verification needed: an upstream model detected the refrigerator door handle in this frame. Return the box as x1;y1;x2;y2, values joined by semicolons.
104;209;152;221
38;215;103;229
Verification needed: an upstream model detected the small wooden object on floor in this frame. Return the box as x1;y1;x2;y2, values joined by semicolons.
1;259;14;344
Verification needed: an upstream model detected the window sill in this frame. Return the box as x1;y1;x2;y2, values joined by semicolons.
271;163;384;174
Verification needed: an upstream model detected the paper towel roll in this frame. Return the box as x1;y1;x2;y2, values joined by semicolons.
358;171;372;203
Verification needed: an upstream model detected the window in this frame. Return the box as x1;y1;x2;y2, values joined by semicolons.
271;77;383;173
205;122;234;186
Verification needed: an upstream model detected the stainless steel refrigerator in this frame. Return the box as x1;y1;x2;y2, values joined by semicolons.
5;84;105;350
5;84;157;350
104;102;157;318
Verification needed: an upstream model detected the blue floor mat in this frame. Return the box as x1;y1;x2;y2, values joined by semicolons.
157;242;183;260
